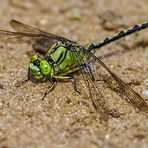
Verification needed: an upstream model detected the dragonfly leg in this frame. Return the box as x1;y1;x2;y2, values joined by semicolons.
54;75;80;94
42;80;57;100
70;75;80;94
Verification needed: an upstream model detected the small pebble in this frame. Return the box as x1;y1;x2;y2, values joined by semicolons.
143;90;148;96
105;134;110;139
0;84;4;89
72;11;82;21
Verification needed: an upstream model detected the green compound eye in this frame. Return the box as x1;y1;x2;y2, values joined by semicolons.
30;54;38;62
40;60;51;75
29;63;41;76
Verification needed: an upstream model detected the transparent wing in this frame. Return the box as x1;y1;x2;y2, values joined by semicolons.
73;50;110;121
0;20;75;54
10;20;46;34
9;20;74;42
83;49;148;113
0;30;45;43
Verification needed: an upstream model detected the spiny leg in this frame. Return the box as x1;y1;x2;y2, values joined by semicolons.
70;75;80;94
54;75;80;94
42;80;57;100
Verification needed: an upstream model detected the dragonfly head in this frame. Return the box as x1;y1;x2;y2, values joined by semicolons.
29;54;52;79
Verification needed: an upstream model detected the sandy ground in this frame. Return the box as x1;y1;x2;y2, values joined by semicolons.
0;0;148;148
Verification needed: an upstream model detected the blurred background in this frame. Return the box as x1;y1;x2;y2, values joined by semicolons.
0;0;148;148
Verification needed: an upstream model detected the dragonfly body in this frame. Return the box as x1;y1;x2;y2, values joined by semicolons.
0;20;148;120
30;39;95;80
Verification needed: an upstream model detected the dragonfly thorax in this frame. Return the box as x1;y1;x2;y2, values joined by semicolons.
45;41;78;73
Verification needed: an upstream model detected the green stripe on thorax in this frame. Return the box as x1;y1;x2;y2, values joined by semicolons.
46;41;77;73
44;41;96;74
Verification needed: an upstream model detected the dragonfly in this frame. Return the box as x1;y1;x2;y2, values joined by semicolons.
0;20;148;121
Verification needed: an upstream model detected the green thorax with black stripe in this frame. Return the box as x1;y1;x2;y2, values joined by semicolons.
45;41;94;74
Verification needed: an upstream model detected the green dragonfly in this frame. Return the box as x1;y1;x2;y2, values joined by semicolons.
0;20;148;120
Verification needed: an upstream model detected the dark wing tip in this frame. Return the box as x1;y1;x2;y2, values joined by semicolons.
10;19;22;28
10;19;19;24
10;19;18;23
